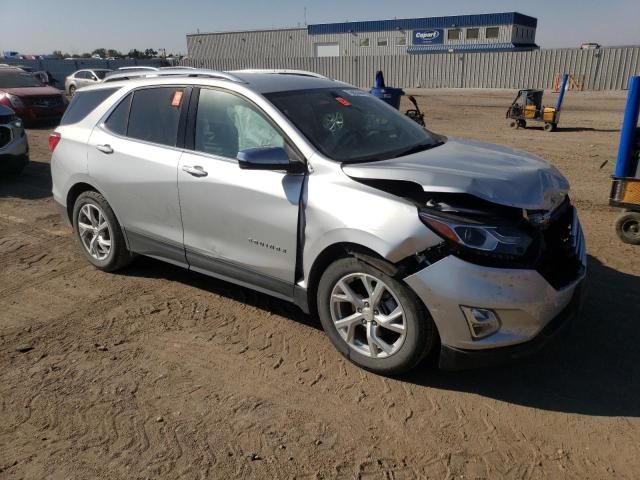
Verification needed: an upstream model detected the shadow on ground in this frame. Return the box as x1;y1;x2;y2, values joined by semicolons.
122;255;320;332
0;159;52;200
124;252;640;418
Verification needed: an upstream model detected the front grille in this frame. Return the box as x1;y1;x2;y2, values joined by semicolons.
535;204;585;289
0;113;15;124
0;126;12;148
23;95;64;107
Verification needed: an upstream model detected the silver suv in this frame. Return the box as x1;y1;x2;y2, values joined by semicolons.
50;69;586;374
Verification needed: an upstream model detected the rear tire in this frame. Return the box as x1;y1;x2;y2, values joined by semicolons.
72;191;133;271
544;122;554;132
316;257;437;376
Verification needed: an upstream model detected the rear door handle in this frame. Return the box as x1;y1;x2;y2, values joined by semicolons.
96;144;114;154
182;165;208;177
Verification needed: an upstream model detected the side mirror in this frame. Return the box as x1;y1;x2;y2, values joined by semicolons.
237;146;304;173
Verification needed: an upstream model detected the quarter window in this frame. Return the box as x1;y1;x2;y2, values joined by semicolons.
447;29;461;40
60;88;118;126
104;92;132;136
486;27;499;39
126;87;184;146
466;28;479;40
194;89;284;159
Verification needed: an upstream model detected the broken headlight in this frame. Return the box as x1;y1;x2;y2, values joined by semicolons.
419;211;532;258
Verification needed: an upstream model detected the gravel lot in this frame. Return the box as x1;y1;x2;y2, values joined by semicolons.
1;89;639;479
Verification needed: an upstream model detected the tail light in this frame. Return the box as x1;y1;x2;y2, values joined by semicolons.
49;132;61;152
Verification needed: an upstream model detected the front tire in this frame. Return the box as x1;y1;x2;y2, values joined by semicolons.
72;191;133;271
316;257;436;375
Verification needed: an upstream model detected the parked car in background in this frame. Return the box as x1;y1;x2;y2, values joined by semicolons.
50;69;586;374
65;69;112;95
0;67;67;125
0;104;29;175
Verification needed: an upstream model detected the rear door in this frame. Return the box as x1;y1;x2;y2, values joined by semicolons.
75;71;91;88
178;87;305;296
87;86;189;266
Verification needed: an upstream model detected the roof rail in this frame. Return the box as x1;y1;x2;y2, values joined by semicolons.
229;69;330;79
102;68;245;84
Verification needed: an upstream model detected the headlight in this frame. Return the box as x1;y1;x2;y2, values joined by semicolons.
419;211;532;258
5;93;25;109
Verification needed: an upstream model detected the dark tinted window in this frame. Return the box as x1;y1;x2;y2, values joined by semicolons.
266;88;441;163
127;87;184;146
94;70;110;79
486;27;499;39
104;93;132;135
0;71;42;88
59;88;118;126
75;71;89;79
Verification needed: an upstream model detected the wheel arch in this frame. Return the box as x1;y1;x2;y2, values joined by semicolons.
305;242;399;318
66;182;99;224
65;182;129;249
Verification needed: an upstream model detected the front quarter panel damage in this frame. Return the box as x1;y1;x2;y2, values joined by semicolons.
301;157;443;285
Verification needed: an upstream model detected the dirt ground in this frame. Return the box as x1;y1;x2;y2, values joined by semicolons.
1;89;639;480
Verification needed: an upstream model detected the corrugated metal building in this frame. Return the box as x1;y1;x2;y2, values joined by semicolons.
187;12;538;60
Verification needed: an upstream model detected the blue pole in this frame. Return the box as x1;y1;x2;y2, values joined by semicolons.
614;76;640;178
555;73;569;111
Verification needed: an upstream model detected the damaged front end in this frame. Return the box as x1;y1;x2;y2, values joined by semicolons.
356;176;586;291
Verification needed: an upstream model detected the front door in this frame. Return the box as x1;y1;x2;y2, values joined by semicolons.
178;88;305;297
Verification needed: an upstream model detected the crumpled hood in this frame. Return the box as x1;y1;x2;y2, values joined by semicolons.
342;137;569;211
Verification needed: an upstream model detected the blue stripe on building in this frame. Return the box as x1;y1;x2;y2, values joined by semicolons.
307;12;537;35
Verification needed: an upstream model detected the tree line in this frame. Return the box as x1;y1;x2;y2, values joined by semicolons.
50;48;182;59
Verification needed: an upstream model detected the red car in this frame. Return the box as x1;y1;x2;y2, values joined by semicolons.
0;67;67;125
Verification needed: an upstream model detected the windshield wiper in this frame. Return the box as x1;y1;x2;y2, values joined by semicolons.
393;141;443;158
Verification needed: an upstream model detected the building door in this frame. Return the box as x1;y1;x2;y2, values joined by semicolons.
314;42;340;57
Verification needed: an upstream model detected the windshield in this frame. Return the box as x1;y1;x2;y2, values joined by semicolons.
94;70;111;79
0;71;43;88
265;88;442;162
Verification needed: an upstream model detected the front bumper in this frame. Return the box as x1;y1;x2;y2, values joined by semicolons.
438;284;582;370
404;211;587;369
15;105;66;124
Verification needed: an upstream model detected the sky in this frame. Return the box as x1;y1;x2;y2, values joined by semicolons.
1;0;639;55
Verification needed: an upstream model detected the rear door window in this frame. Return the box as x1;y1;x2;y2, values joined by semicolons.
126;87;184;146
59;88;119;126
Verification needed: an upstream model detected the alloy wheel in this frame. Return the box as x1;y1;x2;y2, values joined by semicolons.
78;203;112;261
330;273;407;358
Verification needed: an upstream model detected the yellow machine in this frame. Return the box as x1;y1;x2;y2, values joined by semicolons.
506;89;561;132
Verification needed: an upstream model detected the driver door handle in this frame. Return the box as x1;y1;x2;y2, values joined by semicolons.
95;144;114;154
182;165;208;177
